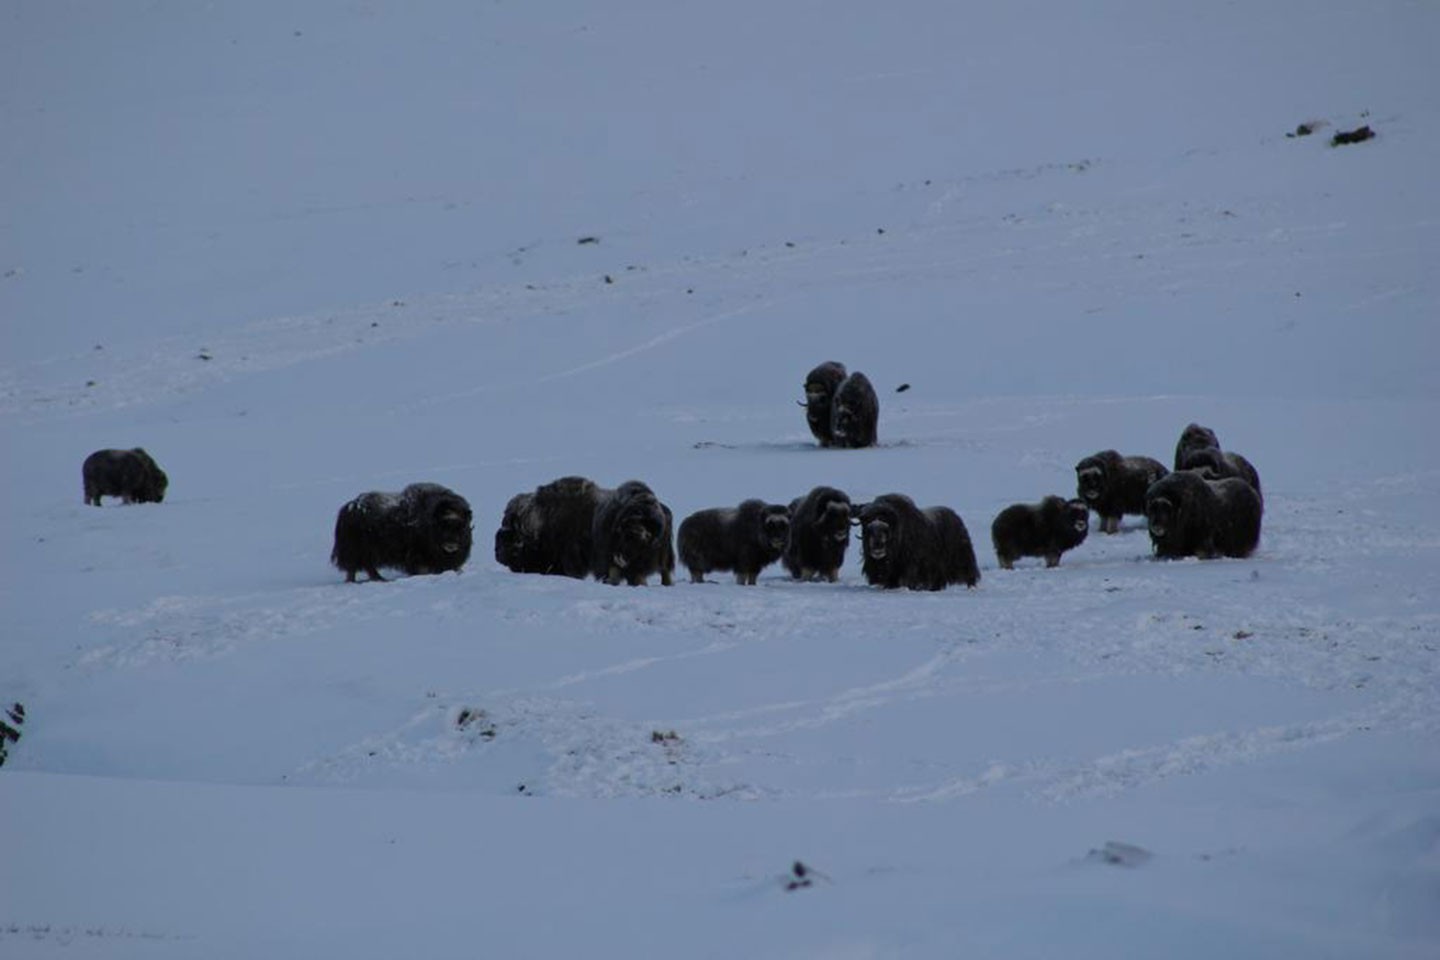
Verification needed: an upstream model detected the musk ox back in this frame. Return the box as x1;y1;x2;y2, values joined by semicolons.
1145;470;1262;560
332;482;473;582
82;448;168;505
1176;447;1263;503
858;494;979;590
830;371;879;449
591;480;675;586
783;486;853;582
991;496;1090;569
1075;449;1169;534
494;476;600;577
678;499;790;585
800;361;848;447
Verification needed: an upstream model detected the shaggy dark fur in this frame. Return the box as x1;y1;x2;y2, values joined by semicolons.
857;494;980;591
1173;423;1220;471
1177;447;1263;503
1075;450;1169;534
1145;471;1263;560
830;371;879;449
590;480;676;586
800;361;848;447
332;482;474;583
494;476;601;577
82;448;168;506
991;496;1090;569
678;499;791;585
783;486;853;582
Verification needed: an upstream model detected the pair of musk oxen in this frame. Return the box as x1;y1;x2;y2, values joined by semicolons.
800;361;879;449
492;478;982;591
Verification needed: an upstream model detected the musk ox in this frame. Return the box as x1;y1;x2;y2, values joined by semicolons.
783;486;853;582
1173;423;1221;471
830;371;879;449
590;480;675;586
1176;447;1263;503
679;499;791;585
332;482;473;582
991;496;1090;569
857;494;980;590
82;448;168;506
1075;450;1169;534
494;475;601;578
799;361;848;447
1145;470;1262;559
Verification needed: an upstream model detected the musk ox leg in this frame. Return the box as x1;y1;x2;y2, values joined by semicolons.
660;569;673;587
689;569;705;584
1044;553;1061;568
825;569;840;583
998;557;1014;570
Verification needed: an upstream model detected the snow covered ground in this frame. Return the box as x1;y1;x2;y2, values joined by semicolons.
2;1;1437;957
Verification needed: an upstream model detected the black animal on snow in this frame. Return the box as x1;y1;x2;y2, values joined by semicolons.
783;486;853;582
856;493;980;590
332;482;473;583
1176;447;1263;504
678;499;791;585
1173;423;1221;472
1074;450;1169;534
82;448;168;506
1145;470;1262;560
830;371;879;449
590;480;675;586
799;361;848;447
494;476;601;578
991;496;1090;569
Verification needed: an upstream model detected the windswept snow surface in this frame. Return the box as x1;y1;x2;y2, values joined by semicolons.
3;1;1438;957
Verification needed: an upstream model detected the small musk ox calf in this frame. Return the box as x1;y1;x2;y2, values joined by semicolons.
82;448;168;505
830;371;879;449
1075;450;1169;534
857;494;980;590
783;486;853;581
799;361;849;447
590;480;675;586
678;499;791;584
991;496;1090;569
494;475;601;578
1145;470;1262;560
332;482;473;583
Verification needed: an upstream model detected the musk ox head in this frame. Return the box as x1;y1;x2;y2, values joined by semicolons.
1074;450;1119;506
760;503;791;551
1063;498;1090;537
406;483;474;566
857;500;902;563
494;493;539;571
815;497;852;544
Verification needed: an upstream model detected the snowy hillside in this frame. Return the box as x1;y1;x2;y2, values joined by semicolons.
3;2;1438;957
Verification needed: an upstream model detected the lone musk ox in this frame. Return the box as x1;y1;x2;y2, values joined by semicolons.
830;371;879;449
494;477;674;586
1075;450;1169;534
332;482;473;582
991;496;1090;569
82;448;168;505
783;486;853;582
590;480;675;586
856;494;980;590
799;361;848;447
678;499;791;585
494;476;601;578
1145;470;1262;559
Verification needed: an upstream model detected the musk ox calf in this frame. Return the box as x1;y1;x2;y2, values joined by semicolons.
678;499;791;585
82;448;168;506
799;361;849;447
332;482;473;582
1145;471;1262;560
590;480;675;586
783;486;853;582
494;475;601;578
830;371;879;449
991;496;1090;569
857;494;980;591
1075;450;1169;534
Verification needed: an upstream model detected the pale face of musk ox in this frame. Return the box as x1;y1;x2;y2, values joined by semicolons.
332;482;473;583
82;448;169;506
1173;423;1220;472
1075;450;1168;534
1145;471;1262;560
783;486;852;581
800;361;848;447
593;481;675;587
830;371;879;449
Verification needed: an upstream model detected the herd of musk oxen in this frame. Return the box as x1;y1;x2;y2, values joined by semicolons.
81;361;1263;589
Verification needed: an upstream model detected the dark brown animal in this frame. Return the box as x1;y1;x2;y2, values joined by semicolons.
82;448;168;505
678;499;790;584
857;494;979;590
991;496;1090;569
332;483;473;583
1075;450;1169;534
